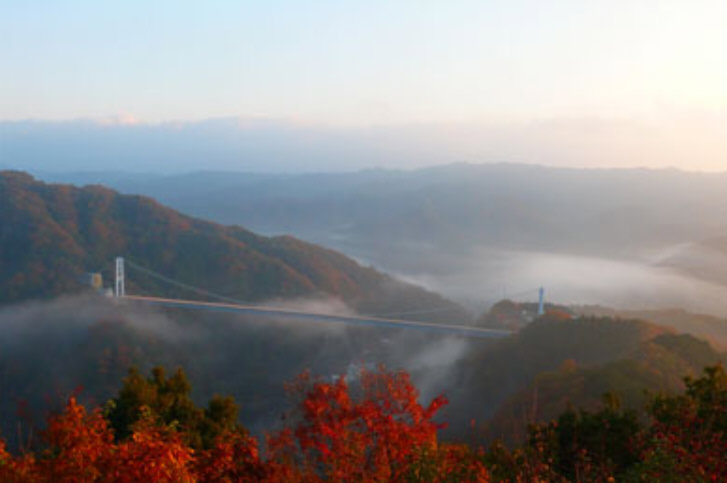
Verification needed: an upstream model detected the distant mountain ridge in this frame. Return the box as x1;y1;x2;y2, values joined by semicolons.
37;164;727;318
40;163;727;253
573;305;727;351
40;163;727;276
0;171;468;322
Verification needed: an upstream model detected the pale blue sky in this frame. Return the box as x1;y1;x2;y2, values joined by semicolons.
2;1;727;171
3;0;726;124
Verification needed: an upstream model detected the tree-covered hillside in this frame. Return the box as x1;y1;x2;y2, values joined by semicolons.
574;305;727;351
444;315;724;442
1;295;721;457
0;171;466;321
1;360;725;481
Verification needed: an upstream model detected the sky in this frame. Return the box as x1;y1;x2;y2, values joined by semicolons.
2;1;727;172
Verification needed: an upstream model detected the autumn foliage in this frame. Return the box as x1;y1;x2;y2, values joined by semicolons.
265;368;487;481
0;398;197;482
633;364;727;480
0;367;487;482
1;364;725;482
484;364;727;482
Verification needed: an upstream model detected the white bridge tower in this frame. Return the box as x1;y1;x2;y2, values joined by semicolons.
537;286;545;316
115;257;125;297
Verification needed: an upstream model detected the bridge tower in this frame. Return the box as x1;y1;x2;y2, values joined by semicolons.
537;287;545;316
115;257;125;297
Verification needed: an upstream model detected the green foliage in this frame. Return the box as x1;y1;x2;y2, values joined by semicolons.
550;394;641;480
629;364;727;481
485;364;727;481
575;306;727;351
105;366;243;450
458;319;722;447
492;396;643;481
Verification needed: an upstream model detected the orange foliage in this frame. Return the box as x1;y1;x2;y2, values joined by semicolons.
265;367;487;482
195;430;264;482
107;416;195;482
40;397;114;481
0;398;196;482
0;370;491;482
1;438;39;482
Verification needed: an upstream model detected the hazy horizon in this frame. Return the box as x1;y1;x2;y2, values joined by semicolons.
3;114;727;174
4;1;727;173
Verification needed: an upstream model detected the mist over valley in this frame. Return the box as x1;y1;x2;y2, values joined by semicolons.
3;2;727;476
42;163;727;316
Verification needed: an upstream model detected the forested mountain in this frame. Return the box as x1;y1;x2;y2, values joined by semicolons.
45;163;727;259
41;164;727;319
573;305;727;351
0;171;466;321
476;299;727;351
443;315;724;443
2;169;723;476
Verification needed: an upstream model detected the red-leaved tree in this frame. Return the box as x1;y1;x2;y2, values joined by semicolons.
0;368;490;482
266;366;488;482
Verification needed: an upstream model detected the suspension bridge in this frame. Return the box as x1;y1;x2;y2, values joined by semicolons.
111;257;544;339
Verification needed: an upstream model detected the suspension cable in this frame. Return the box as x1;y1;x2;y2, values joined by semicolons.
124;259;253;306
122;258;540;320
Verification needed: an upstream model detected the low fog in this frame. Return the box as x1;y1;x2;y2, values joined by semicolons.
389;245;727;317
0;293;484;449
60;163;727;319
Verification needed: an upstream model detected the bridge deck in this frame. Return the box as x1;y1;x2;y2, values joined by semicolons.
124;295;512;339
